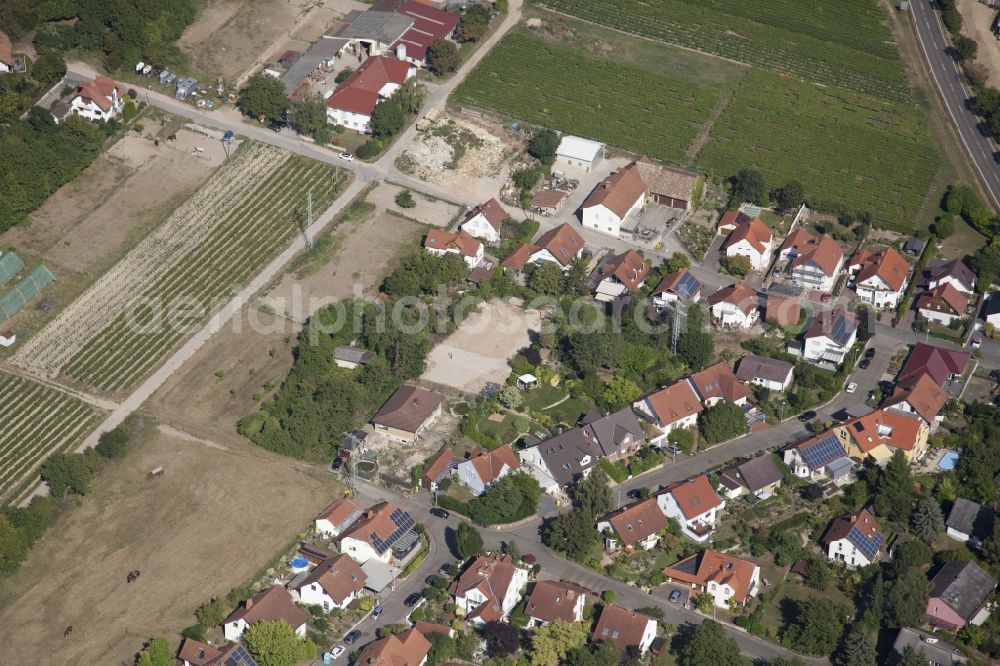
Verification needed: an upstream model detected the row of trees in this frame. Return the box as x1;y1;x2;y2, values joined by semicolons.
728;168;805;212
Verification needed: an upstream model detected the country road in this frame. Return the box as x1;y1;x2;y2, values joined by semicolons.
909;0;1000;208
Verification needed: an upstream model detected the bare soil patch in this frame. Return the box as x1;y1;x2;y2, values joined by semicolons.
421;299;540;393
0;429;334;666
959;0;1000;89
365;182;463;228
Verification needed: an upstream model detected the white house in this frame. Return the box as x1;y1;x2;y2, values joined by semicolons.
337;501;416;565
223;586;308;641
295;554;368;611
456;445;520;496
917;283;968;326
324;56;414;133
524;580;586;628
663;550;760;609
633;381;702;445
848;247;909;309
946;498;996;548
778;228;844;292
423;228;483;268
591;604;658;656
821;508;884;568
650;269;703;310
580;161;648;238
0;32;12;74
656;475;725;542
735;354;794;391
314;498;362;538
460;198;507;244
802;309;857;366
70;76;124;122
555;135;604;173
782;431;853;483
708;282;760;329
597;498;669;551
927;258;976;297
449;553;528;624
720;212;773;272
501;223;585;272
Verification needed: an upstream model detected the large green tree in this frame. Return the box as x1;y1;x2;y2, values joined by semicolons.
530;262;565;295
530;620;589;666
729;168;767;206
676;620;745;666
136;637;174;666
543;509;600;561
371;97;407;137
528;128;560;163
428;39;460;75
601;376;642;410
782;598;845;655
289;94;327;136
572;467;613;518
873;450;914;524
698;401;748;445
910;496;944;543
885;567;931;628
835;624;876;666
243;620;316;666
238;73;288;121
458;4;491;41
455;522;484;559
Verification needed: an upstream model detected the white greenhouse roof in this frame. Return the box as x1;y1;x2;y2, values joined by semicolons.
556;135;604;162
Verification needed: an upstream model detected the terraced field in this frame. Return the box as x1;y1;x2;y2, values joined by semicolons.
695;70;941;231
537;0;910;103
0;372;97;502
15;142;348;393
452;32;733;164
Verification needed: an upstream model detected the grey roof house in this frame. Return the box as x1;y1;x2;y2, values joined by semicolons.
735;354;795;391
518;428;599;494
334;346;376;369
717;455;784;499
926;560;996;631
890;627;966;665
579;408;646;461
946;498;996;547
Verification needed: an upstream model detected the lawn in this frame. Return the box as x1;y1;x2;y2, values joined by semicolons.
537;0;910;103
452;30;740;164
760;578;854;637
476;412;534;443
696;69;941;232
522;386;567;411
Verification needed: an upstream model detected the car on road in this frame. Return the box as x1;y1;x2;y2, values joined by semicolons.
627;489;645;500
331;457;343;472
339;152;354;161
972;337;983;349
845;382;858;394
858;358;870;370
430;508;449;519
864;347;876;360
438;564;453;577
330;645;345;659
371;605;383;619
404;593;423;607
669;589;682;603
798;410;817;422
344;630;361;645
665;445;684;455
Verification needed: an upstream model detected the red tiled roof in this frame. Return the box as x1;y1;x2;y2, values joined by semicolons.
339;501;413;553
662;475;723;520
467;444;519;486
0;31;11;67
448;553;520;623
177;638;222;666
883;373;946;424
581;162;648;219
413;620;453;638
525;580;585;625
325;56;411;115
599;498;668;547
662;550;758;604
425;228;482;258
535;223;584;266
897;343;970;387
850;247;909;292
501;243;536;270
641;380;702;427
299;554;367;604
420;445;455;487
600;250;649;290
916;283;969;317
390;0;460;61
821;508;883;551
708;282;759;316
844;408;923;453
591;604;656;653
224;586;308;630
651;269;702;299
371;385;443;433
316;498;361;525
687;361;750;404
782;229;843;277
722;216;771;255
355;628;431;666
464;198;507;232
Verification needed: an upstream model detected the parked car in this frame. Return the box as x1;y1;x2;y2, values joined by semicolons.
972;337;983;349
330;645;345;659
864;347;876;359
344;630;362;645
669;589;682;603
438;564;453;577
845;382;858;394
858;358;870;370
665;445;684;455
627;489;644;500
371;605;383;619
331;457;343;472
339;152;354;161
798;410;817;422
404;593;423;607
430;508;449;519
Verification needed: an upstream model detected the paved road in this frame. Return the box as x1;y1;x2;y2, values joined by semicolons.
910;0;1000;208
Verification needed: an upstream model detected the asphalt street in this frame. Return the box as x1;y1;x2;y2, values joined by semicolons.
910;0;1000;208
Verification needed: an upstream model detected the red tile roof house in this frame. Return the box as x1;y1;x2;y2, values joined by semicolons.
925;560;997;632
355;627;432;666
662;549;761;609
916;282;969;327
70;75;124;122
423;228;484;268
390;0;460;68
325;56;414;133
655;475;725;542
523;580;587;627
178;639;258;666
633;380;702;445
820;508;884;568
449;553;529;624
882;372;947;429
596;498;669;551
594;249;650;302
223;586;308;641
896;342;970;389
650;268;703;310
847;247;910;309
777;227;845;292
455;444;520;496
686;361;751;407
501;223;585;273
292;553;367;611
580;161;649;238
0;31;12;73
708;281;761;329
337;501;418;565
720;211;773;272
460;198;507;244
591;604;658;656
314;497;363;538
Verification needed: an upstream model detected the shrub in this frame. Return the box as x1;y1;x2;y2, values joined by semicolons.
355;140;381;159
96;423;131;459
313;126;333;146
395;190;416;208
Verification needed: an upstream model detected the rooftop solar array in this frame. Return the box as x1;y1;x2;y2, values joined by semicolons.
768;281;803;297
225;645;259;666
830;314;857;346
370;508;414;554
848;525;883;561
799;433;846;469
674;271;702;300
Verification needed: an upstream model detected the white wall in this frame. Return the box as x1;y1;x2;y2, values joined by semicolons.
299;582;356;611
461;215;500;243
582;203;623;238
726;239;771;272
919;308;960;326
327;107;371;133
827;538;872;568
856;276;901;309
711;302;757;328
340;536;390;565
425;244;483;268
929;275;973;296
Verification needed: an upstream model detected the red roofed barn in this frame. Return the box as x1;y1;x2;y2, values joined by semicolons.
325;56;414;133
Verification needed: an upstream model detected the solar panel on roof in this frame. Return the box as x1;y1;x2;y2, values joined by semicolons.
847;525;883;560
225;645;259;666
675;271;701;300
370;508;415;554
830;315;856;346
800;434;846;469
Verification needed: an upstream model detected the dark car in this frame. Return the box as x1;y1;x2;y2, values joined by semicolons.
430;508;449;519
404;593;423;607
669;589;682;603
331;457;343;472
343;630;362;645
626;489;644;500
864;347;876;360
797;410;817;422
858;358;871;370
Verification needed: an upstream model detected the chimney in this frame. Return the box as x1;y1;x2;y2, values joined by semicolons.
245;597;253;609
396;43;407;61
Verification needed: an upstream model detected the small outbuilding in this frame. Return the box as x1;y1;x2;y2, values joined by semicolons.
555;135;604;173
517;373;538;390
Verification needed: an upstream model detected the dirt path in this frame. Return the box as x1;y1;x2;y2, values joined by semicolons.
686;88;736;163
